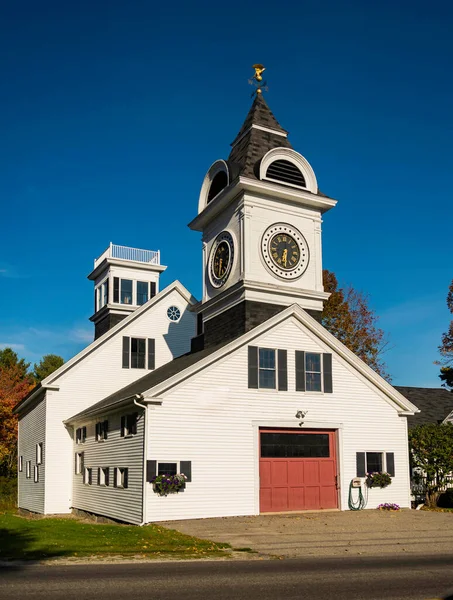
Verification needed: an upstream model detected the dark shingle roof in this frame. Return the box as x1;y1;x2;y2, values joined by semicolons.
395;386;453;428
67;340;229;422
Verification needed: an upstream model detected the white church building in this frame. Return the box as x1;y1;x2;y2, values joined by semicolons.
14;91;418;524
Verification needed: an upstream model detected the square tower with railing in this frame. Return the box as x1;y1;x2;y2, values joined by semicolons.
88;243;166;339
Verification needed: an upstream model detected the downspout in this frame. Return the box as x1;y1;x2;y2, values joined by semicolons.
134;395;148;526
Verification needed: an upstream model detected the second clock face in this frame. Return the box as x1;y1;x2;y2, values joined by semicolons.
262;223;309;280
209;231;234;288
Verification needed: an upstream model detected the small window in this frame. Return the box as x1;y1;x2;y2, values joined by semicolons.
36;443;43;465
75;452;84;475
167;306;181;322
131;338;146;369
26;461;31;479
121;413;138;437
34;465;39;483
207;171;228;203
96;279;109;311
76;426;87;444
366;452;383;474
259;348;276;389
120;279;133;304
137;281;149;305
19;456;23;472
98;467;109;486
265;159;306;188
158;462;178;477
114;467;128;489
95;420;108;442
84;467;93;485
305;353;322;392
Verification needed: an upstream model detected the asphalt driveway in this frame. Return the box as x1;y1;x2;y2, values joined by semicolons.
160;510;453;559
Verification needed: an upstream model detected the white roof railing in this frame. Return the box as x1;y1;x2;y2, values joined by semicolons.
94;243;160;268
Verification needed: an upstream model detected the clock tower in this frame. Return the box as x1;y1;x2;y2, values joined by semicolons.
189;76;337;349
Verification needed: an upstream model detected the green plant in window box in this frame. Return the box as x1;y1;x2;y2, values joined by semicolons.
151;473;187;496
366;472;392;488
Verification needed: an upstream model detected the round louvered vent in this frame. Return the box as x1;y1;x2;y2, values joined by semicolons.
265;159;306;188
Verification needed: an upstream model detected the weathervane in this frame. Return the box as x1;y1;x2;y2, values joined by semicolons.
248;64;268;97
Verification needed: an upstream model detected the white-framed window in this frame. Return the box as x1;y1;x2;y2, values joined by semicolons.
75;452;84;475
258;348;276;389
305;352;322;392
356;451;395;478
121;413;138;437
34;465;39;483
36;442;43;465
114;467;128;489
26;461;31;479
96;279;109;311
98;467;109;486
83;467;93;485
167;305;181;322
76;426;87;444
19;456;23;472
95;420;108;442
122;337;154;370
157;462;178;477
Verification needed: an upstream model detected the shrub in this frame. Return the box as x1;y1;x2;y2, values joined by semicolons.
366;472;392;488
438;488;453;509
0;477;17;511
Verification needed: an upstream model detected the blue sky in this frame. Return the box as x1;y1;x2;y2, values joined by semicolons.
0;0;451;385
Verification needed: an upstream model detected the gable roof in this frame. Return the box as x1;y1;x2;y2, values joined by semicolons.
395;386;453;428
73;304;419;421
13;280;197;415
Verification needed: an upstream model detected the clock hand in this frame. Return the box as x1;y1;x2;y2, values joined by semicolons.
219;258;223;275
282;249;288;267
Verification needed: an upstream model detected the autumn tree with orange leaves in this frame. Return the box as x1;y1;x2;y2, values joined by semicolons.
0;348;34;477
321;270;390;381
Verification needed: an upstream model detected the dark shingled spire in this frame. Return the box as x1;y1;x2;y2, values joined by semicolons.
228;94;292;181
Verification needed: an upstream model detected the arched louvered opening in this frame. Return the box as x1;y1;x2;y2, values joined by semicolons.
207;171;228;203
265;159;306;188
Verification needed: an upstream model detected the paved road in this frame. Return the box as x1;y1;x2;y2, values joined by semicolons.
1;555;453;600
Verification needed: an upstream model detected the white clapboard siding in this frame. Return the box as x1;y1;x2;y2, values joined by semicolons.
44;287;195;514
18;396;46;513
145;317;411;522
72;410;144;525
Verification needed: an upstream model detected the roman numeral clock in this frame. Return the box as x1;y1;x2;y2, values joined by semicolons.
261;223;309;280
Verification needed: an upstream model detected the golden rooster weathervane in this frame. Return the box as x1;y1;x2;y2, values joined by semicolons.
248;64;268;97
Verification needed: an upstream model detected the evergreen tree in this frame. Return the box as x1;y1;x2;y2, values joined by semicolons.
33;354;64;383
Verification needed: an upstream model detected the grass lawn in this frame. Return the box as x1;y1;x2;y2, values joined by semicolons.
0;511;230;562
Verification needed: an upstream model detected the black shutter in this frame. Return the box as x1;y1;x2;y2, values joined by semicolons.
277;350;288;391
123;469;128;489
122;337;130;369
386;452;395;477
105;467;109;487
121;416;126;437
248;346;259;389
76;428;80;443
74;454;77;474
150;282;156;298
97;467;100;485
323;353;333;393
146;460;157;482
130;413;138;435
89;469;92;485
356;452;366;477
81;452;84;472
104;420;108;440
295;351;306;391
148;338;155;370
113;468;118;487
180;461;192;482
95;423;99;441
82;426;86;442
113;277;119;303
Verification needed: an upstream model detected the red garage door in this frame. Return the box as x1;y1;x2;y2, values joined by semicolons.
259;429;338;512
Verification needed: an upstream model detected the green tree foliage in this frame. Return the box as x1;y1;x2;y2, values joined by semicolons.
33;354;64;383
321;270;389;380
438;279;453;390
409;423;453;507
0;348;30;379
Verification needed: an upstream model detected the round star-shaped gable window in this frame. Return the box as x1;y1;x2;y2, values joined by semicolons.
167;306;181;322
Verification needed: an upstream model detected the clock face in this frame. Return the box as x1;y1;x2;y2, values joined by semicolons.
261;223;309;280
209;231;234;288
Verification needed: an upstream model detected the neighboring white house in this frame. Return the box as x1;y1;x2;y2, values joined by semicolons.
15;91;419;524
